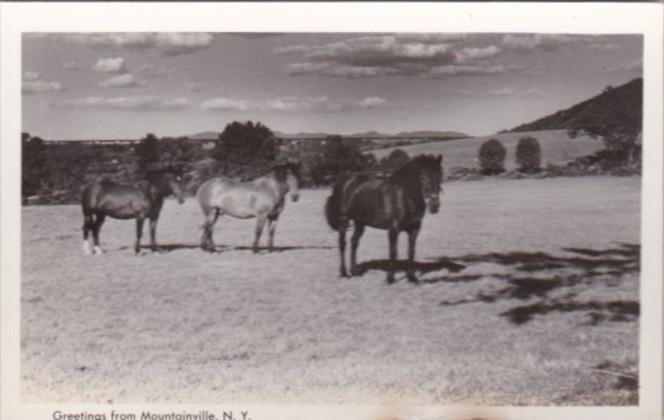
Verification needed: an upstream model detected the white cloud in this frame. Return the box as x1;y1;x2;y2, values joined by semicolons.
23;71;41;81
503;34;623;53
429;64;522;77
276;34;519;79
601;58;642;73
454;87;546;97
61;96;191;110
94;57;126;73
136;64;174;78
22;80;63;94
457;46;502;62
99;73;145;88
63;61;85;70
62;33;214;56
201;95;388;113
200;97;252;112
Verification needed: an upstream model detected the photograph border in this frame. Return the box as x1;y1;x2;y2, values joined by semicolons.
2;2;662;419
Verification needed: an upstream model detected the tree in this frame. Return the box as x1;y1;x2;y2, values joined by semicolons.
380;148;410;171
478;138;506;175
135;133;160;173
310;136;370;185
212;121;277;165
22;133;53;197
515;136;542;173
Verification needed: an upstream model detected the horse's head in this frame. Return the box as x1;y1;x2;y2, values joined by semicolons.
274;161;301;203
417;154;443;214
148;169;186;204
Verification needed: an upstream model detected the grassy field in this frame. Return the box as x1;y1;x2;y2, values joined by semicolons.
21;176;640;405
371;129;603;170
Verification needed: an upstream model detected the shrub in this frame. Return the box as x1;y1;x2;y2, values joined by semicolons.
212;121;277;166
478;138;506;175
380;149;410;171
515;136;542;173
309;136;372;185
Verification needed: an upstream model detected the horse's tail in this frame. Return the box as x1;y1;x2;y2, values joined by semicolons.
325;178;347;231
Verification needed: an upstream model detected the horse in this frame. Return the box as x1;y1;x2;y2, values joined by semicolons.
81;169;185;255
325;154;443;283
196;162;300;253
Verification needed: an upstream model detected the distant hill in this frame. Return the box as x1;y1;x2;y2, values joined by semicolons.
395;130;468;139
189;131;219;140
188;129;469;140
511;78;642;133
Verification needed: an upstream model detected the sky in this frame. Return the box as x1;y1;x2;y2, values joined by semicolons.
22;33;642;140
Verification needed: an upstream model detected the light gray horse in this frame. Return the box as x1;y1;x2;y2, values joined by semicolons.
196;163;300;252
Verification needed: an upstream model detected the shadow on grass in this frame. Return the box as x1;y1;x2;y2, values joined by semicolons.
356;243;639;326
119;243;334;254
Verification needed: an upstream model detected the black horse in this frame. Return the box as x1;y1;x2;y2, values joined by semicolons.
325;154;443;283
81;170;185;255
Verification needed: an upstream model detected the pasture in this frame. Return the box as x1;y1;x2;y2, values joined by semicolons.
371;129;603;170
21;176;639;405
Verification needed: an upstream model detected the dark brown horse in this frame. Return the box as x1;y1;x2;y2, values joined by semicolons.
81;170;185;255
325;154;443;283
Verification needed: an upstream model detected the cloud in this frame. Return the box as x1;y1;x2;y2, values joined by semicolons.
200;97;252;112
276;34;519;79
63;61;85;70
99;73;145;88
135;64;175;78
429;64;522;77
601;58;642;73
61;33;214;56
502;34;623;53
201;95;388;113
61;96;191;110
94;57;126;72
457;46;502;62
186;82;206;92
23;80;64;94
454;87;546;97
22;72;63;94
23;71;41;81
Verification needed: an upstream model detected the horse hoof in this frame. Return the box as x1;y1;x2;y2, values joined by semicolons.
407;275;420;284
93;246;103;256
386;276;396;284
82;242;91;255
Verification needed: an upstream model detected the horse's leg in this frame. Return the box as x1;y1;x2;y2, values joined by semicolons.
135;217;144;255
149;216;159;252
267;215;279;251
350;223;365;276
253;215;267;253
406;224;421;283
201;208;220;251
82;214;94;255
338;219;349;277
387;229;399;284
92;213;106;255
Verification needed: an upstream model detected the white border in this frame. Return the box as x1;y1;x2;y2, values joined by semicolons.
1;3;662;420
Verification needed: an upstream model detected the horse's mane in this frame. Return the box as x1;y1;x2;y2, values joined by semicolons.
389;154;441;181
272;162;300;182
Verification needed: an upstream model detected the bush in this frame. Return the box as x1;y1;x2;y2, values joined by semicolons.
22;133;53;197
213;121;277;166
309;136;372;185
515;136;542;173
379;149;410;171
478;138;506;175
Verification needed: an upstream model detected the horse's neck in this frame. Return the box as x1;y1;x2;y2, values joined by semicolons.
137;180;165;203
254;174;287;198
